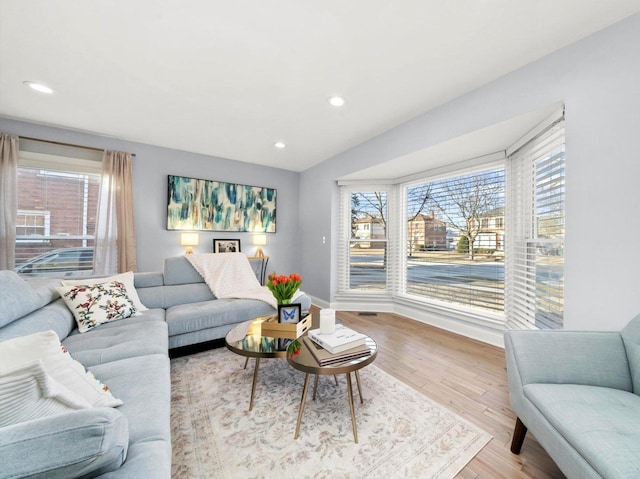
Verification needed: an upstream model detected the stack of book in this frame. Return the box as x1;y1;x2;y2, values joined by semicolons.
306;324;371;366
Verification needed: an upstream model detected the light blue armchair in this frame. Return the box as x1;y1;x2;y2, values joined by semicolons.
504;314;640;479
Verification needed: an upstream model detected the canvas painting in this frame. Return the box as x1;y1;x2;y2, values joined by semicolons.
167;175;276;232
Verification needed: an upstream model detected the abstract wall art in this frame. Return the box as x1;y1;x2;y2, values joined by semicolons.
167;175;276;232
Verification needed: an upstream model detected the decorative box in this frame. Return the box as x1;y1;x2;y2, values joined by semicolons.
260;313;311;339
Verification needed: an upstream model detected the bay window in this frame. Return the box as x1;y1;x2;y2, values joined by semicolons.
337;109;565;330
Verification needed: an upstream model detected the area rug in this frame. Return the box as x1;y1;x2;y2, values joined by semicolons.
170;348;491;479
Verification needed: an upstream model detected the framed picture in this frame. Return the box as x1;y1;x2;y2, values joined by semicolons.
167;175;276;232
278;303;302;324
213;239;241;253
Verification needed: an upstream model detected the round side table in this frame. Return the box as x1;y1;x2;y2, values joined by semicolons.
287;336;377;443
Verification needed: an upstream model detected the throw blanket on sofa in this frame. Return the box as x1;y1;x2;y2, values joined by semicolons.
185;253;304;309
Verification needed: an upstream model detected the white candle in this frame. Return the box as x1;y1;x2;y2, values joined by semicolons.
319;308;336;335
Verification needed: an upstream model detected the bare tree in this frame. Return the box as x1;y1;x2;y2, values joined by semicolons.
406;184;432;256
350;193;360;238
432;173;503;260
352;192;387;232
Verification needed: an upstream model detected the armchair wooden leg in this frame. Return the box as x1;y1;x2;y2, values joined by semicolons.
510;417;528;454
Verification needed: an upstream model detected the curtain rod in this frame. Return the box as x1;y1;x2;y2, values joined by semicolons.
19;136;136;157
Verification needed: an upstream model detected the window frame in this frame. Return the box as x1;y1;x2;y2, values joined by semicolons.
337;185;395;296
397;161;506;318
16;209;51;243
14;143;102;277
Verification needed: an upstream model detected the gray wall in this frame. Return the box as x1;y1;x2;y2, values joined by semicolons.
299;13;640;331
0;118;302;277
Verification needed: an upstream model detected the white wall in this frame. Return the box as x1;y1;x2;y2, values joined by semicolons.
0;118;303;276
299;13;640;331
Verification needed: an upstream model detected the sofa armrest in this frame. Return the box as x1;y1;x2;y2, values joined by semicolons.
0;408;128;479
504;330;632;391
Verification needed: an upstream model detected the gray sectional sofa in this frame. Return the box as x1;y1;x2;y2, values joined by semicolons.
504;314;640;479
0;255;311;478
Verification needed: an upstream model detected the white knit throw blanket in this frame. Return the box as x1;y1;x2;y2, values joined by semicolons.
185;253;303;309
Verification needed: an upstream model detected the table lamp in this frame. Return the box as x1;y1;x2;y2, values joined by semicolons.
181;232;199;254
253;234;267;258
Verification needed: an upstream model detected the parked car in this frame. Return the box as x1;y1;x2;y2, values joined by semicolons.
14;247;94;276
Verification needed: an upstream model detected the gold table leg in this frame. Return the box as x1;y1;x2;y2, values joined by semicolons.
345;372;358;443
294;373;311;439
249;357;261;411
312;374;319;400
355;370;364;404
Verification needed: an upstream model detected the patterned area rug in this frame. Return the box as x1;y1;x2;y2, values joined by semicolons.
171;348;491;479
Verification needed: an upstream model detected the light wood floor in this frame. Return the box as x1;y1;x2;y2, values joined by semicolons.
333;309;565;479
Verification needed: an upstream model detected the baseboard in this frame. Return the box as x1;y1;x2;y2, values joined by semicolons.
393;303;505;348
308;295;331;309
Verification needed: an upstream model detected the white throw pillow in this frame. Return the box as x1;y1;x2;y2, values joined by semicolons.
0;360;92;427
61;271;148;312
0;331;122;407
57;281;137;333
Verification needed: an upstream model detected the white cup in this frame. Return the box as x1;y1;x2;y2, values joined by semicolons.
319;308;336;335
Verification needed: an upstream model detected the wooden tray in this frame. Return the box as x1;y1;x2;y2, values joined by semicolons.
260;313;311;339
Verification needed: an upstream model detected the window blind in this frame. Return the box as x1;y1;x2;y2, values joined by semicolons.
506;117;565;329
338;187;390;292
403;167;505;312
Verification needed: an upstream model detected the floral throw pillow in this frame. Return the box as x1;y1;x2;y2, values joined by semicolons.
57;281;137;333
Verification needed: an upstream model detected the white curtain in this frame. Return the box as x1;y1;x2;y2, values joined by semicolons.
0;133;19;270
94;150;137;275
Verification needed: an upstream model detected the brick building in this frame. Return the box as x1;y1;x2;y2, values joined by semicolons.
15;166;100;267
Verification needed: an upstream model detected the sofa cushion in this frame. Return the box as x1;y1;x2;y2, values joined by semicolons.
0;407;128;479
0;330;122;408
0;360;91;427
0;298;76;342
165;298;275;337
133;271;164;288
0;270;41;327
524;383;640;478
89;354;172;479
63;317;169;367
163;255;205;285
137;283;215;310
621;313;640;394
24;277;63;308
57;281;138;333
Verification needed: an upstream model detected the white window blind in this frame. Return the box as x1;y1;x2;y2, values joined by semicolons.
506;117;565;329
403;167;505;312
338;187;390;292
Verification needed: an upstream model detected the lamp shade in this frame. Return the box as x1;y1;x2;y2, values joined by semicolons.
253;234;267;246
180;233;199;254
253;234;267;257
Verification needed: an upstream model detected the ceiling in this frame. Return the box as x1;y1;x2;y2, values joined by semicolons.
339;103;561;182
1;1;640;173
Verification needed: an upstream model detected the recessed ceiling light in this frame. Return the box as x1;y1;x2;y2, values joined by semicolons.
274;142;286;149
328;96;346;107
23;81;54;94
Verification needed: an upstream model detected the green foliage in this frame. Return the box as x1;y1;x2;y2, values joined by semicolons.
456;235;469;253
